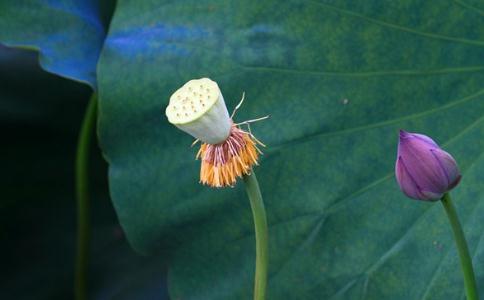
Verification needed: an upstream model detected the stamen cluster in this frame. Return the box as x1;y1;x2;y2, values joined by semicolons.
197;124;260;187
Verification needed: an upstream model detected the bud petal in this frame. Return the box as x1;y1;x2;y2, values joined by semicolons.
395;157;430;200
166;78;231;144
431;148;462;189
395;130;461;201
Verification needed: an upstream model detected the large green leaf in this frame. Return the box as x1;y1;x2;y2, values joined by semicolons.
0;0;113;88
97;1;484;299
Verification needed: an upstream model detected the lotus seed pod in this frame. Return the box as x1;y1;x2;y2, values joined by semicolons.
166;78;231;144
395;130;461;201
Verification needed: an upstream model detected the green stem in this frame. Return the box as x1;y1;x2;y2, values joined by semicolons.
243;171;269;300
441;193;479;300
75;94;97;300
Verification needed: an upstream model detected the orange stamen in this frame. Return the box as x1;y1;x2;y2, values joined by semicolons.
197;124;262;187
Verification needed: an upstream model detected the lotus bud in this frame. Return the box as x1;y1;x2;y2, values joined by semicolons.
395;130;461;201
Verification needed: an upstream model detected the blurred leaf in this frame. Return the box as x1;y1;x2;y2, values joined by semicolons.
0;46;169;300
0;0;114;88
0;45;92;124
97;1;484;299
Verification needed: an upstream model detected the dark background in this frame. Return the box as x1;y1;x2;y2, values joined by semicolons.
0;45;169;299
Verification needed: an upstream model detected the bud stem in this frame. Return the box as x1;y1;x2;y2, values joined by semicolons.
441;193;479;300
75;93;97;300
243;171;268;300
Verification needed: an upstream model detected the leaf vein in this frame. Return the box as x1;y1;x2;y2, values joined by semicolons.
270;88;484;152
306;0;484;47
454;0;484;17
240;65;484;77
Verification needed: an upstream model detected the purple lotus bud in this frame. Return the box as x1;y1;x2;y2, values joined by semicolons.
395;130;461;201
